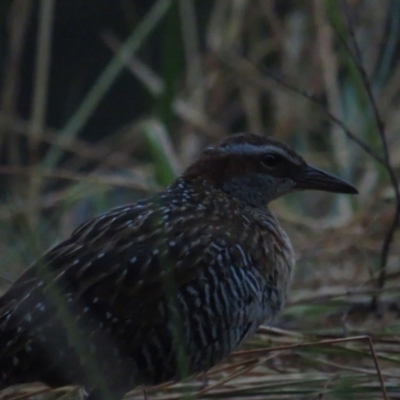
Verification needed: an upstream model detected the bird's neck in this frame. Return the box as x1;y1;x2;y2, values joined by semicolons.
175;173;272;209
167;178;279;236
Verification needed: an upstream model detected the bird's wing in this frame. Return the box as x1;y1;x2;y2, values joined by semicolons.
0;200;238;329
0;199;279;389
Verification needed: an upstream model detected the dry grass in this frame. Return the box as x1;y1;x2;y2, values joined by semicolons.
0;0;399;399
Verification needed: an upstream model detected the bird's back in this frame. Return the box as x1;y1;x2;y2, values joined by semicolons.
0;177;294;395
0;132;358;400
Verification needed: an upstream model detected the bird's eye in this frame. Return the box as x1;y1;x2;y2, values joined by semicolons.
261;154;278;168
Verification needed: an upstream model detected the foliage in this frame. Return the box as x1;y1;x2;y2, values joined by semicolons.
0;0;399;399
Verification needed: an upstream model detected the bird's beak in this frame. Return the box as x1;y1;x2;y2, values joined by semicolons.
295;165;358;194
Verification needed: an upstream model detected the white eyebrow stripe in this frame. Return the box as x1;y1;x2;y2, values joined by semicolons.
209;143;276;155
208;143;302;164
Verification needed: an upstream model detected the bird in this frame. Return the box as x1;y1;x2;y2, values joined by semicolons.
0;133;357;400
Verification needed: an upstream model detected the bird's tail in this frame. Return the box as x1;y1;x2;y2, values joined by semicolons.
0;313;12;390
0;305;25;390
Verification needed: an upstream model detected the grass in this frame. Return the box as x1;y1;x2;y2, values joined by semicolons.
0;0;399;399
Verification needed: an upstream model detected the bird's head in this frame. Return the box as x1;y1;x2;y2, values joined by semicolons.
183;133;358;207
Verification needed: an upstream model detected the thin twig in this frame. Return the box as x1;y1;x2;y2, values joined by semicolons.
340;0;400;301
223;53;386;165
365;336;388;400
289;285;400;307
190;359;259;399
43;0;172;170
233;335;388;400
28;0;55;228
0;165;156;191
0;0;32;163
101;32;224;139
261;69;386;166
4;386;53;400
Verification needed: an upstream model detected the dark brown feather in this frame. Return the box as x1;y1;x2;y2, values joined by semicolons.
0;133;356;400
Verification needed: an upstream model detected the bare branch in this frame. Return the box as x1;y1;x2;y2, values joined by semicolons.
340;0;400;300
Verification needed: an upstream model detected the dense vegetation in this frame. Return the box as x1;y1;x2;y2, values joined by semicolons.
0;1;399;399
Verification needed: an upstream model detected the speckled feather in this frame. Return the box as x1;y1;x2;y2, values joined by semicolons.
0;133;331;399
0;176;294;393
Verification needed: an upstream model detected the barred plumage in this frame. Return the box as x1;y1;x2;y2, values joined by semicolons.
0;133;357;400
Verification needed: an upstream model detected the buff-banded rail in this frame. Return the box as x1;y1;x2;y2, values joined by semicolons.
0;133;358;400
